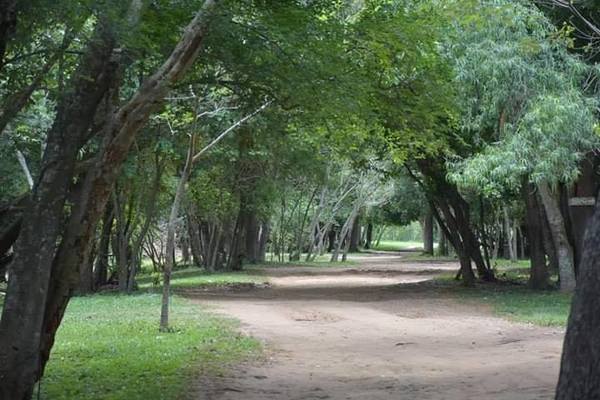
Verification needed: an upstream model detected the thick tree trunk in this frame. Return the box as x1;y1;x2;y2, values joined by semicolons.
422;209;434;255
540;203;559;275
0;23;117;399
94;203;113;288
244;211;259;264
187;212;203;268
0;196;26;259
556;195;600;399
0;0;17;72
523;182;549;290
341;209;360;262
181;235;190;264
228;211;246;271
327;228;336;253
349;214;360;253
437;222;449;256
0;4;220;396
365;223;373;249
538;182;576;292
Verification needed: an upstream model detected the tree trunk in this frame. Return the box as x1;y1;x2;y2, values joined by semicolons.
113;193;131;293
522;182;549;289
422;209;434;255
161;139;194;331
0;4;219;396
0;22;117;399
228;211;246;271
538;182;576;292
257;221;270;263
365;223;373;249
438;224;449;256
410;160;494;283
556;194;600;398
127;161;162;293
94;203;113;288
348;214;361;253
0;0;17;72
503;207;517;262
327;228;336;253
244;211;259;264
187;212;203;267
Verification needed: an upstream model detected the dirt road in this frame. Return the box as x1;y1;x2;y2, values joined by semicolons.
189;252;564;400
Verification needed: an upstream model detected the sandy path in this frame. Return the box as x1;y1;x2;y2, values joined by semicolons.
187;252;564;400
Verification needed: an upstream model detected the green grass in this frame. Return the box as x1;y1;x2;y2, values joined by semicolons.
371;240;424;252
36;293;260;400
401;253;457;262
138;267;267;290
139;259;357;291
457;284;572;327
437;259;570;327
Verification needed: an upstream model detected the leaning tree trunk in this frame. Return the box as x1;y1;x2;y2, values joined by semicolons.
0;21;118;399
39;0;218;378
556;195;600;398
438;229;449;256
161;145;194;331
0;3;219;397
537;182;576;292
411;160;493;283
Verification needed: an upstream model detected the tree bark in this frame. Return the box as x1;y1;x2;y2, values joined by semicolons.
556;194;600;399
0;3;219;396
502;207;517;262
187;209;203;267
365;223;373;250
522;182;549;289
160;143;194;331
438;224;449;256
409;160;494;283
94;203;114;288
538;182;576;292
0;0;17;72
244;210;259;264
0;21;117;399
257;221;270;263
349;214;361;253
422;208;434;255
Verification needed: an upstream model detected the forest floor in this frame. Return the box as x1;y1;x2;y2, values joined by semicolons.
185;251;565;400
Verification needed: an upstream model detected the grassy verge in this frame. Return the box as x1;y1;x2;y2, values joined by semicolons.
372;240;424;252
36;293;260;400
452;284;572;327
138;259;358;291
138;268;267;290
438;259;570;327
401;253;457;262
